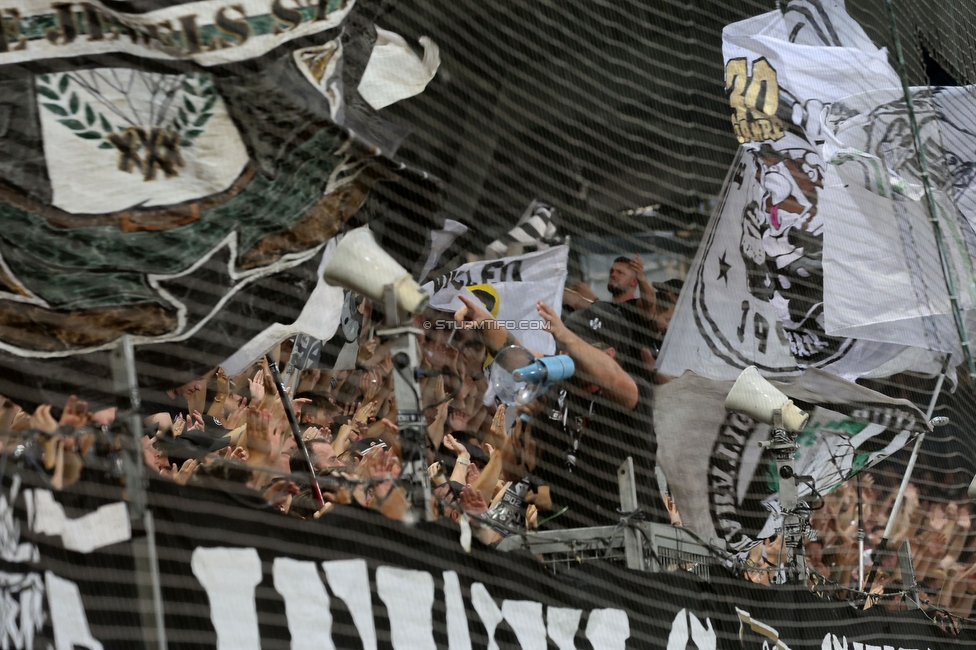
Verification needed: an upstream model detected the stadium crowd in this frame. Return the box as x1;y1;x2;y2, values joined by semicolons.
0;255;972;618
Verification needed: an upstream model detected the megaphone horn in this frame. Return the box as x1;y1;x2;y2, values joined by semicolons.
322;226;429;314
724;366;809;433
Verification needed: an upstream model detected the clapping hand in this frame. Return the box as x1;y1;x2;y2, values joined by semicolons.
353;400;379;425
248;369;266;407
170;458;200;486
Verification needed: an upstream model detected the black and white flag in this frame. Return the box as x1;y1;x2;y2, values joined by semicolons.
485;200;561;260
658;0;964;381
655;368;928;551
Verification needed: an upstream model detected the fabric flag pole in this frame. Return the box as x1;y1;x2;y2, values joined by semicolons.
863;355;951;596
265;354;325;510
654;368;928;552
882;0;976;381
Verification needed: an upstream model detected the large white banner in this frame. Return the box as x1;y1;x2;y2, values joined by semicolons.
821;86;976;351
422;246;569;355
658;0;963;381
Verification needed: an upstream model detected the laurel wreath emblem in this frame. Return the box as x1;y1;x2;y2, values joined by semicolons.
35;71;217;149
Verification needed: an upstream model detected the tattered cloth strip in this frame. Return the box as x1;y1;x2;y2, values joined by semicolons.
484;200;561;260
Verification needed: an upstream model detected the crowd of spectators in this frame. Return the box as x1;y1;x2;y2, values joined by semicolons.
1;254;972;619
737;468;976;619
0;256;673;530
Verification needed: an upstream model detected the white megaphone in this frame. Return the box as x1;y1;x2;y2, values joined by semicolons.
491;346;576;406
724;366;809;433
322;226;429;314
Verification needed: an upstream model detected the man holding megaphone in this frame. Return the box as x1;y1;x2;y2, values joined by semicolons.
455;295;666;529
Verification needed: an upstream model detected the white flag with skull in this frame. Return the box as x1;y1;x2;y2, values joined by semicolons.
658;0;954;381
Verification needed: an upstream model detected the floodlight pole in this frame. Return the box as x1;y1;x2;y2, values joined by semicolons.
377;284;432;522
760;408;808;582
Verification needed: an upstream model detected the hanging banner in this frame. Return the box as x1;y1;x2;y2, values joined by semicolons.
654;368;928;552
0;0;435;404
0;470;968;649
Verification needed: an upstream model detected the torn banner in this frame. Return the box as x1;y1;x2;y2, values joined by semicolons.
654;368;928;551
821;85;976;352
0;0;436;404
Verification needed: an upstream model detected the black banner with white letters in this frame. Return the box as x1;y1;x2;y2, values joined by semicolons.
1;469;971;650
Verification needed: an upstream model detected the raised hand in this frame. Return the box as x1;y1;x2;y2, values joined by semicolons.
224;398;249;429
171;413;186;437
433;375;446;404
245;407;274;462
454;294;493;329
535;300;570;343
360;369;383;403
366;417;399;440
428;461;445;484
297;369;322;394
357;338;379;364
172;458;200;486
353;400;379;425
458;375;475;401
489;405;507;440
443;433;469;459
214;367;230;402
929;505;949;533
263;480;300;513
260;365;277;411
59;395;89;429
459;485;488;515
447;408;469;433
290;397;312;416
188;410;206;432
628;254;647;283
30;404;58;435
248;369;266;407
958;506;972;532
465;462;480;485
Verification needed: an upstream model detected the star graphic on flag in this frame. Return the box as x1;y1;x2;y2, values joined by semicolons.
717;251;731;284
